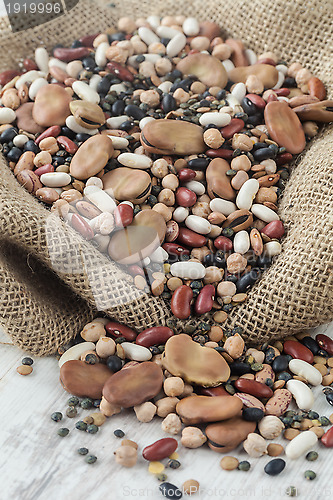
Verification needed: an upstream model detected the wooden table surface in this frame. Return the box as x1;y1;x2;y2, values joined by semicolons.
1;323;333;500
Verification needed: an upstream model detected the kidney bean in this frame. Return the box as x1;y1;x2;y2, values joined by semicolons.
171;285;193;319
206;148;234;159
34;163;54;176
274;88;290;97
57;136;78;154
178;168;196;182
177;228;207;248
114;203;134;228
261;220;285;239
195;284;215;314
220;118;245;139
256;57;276;66
23;58;38;71
0;70;21;86
136;326;174;347
105;321;137;341
53;47;91;62
196;385;229;397
35;126;61;145
106;61;134;82
308;76;326;101
321;427;333;448
162;242;190;257
283;340;314;364
175;187;197;207
128;265;145;277
214;235;233;251
79;33;99;47
246;94;266;109
276;152;293;166
266;93;278;103
316;334;333;356
142;438;178;461
234;378;273;399
71;214;94;240
258;173;280;187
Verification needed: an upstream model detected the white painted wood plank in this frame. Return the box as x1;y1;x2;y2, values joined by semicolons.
0;323;332;500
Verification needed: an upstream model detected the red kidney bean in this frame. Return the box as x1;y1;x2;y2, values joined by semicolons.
308;76;327;101
177;228;207;248
0;70;21;86
143;438;178;461
34;164;54;176
71;214;94;240
114;203;134;228
283;340;314;364
188;49;200;55
106;61;134;82
23;58;38;71
274;88;290;97
220;118;245;139
175;187;197;207
214;235;233;251
276;152;293;166
261;220;285;239
105;321;137;341
178;168;196;182
35;126;62;145
321;427;333;448
196;385;229;397
206;148;234;160
79;33;99;47
128;264;145;277
57;136;78;154
266;93;278;103
53;47;91;62
171;285;193;319
195;284;215;315
256;58;276;66
162;242;190;257
64;77;76;87
234;379;273;399
316;334;333;356
246;94;266;109
136;326;174;347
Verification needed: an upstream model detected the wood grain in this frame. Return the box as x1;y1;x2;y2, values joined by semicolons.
0;324;333;500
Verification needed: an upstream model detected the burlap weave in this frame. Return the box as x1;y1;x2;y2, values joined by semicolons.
0;0;332;355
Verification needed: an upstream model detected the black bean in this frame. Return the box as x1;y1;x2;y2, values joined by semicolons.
236;270;260;292
119;120;135;131
106;355;123;372
75;133;91;142
160;37;170;46
264;458;286;476
277;371;293;382
246;114;263;126
272;355;289;372
230;361;252;375
109;32;126;42
162;94;177;113
71;40;82;48
23;140;40;154
257;254;272;268
242;407;265;422
283;77;297;88
253;147;276;161
159;482;182;499
97;75;113;95
112;99;126;116
241;97;258;116
187;157;210;170
82;56;96;71
7;147;22;162
125;104;145;120
0;127;17;143
300;337;320;355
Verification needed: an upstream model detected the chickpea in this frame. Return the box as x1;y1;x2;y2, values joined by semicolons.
134;402;157;422
295;68;313;87
158;188;175;206
246;75;264;94
151;158;169;178
60;189;82;203
105;45;128;64
140;89;160;107
161;413;182;435
39;137;59;154
131;38;147;55
152;202;173;222
155;57;173;76
232;134;253;151
95;336;116;358
287;62;303;78
173;88;190;104
203;128;224;149
181;427;207;448
227;254;248;275
208;211;226;224
164;376;185;397
258;51;278;63
114;445;137;467
191;201;210;218
217;281;237;298
148;42;166;54
302;121;319;137
212;43;232;60
155;397;179;417
99;396;121;417
162;173;179;191
190;36;210;51
190;81;207;94
204;266;224;284
190;246;211;262
117;16;136;33
139;61;156;78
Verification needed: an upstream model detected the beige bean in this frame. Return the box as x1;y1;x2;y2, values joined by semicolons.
99;396;121;417
95;336;116;358
34;151;52;168
156;397;179;417
39;136;59;154
81;320;105;342
134;402;157;422
158;188;175;206
162;173;179;190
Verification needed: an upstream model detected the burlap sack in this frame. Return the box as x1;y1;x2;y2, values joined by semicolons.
0;0;332;355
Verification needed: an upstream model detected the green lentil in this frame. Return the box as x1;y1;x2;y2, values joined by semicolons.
66;406;77;418
308;411;319;420
78;447;89;455
76;421;88;431
51;412;63;422
85;454;97;464
225;383;235;395
57;427;69;437
22;357;33;366
67;396;80;407
251;363;264;372
167;459;181;469
286;486;297;497
304;470;316;481
311;419;321;427
80;398;94;409
319;416;330;426
306;451;318;462
87;424;99;434
114;429;125;438
238;461;251;471
157;473;168;482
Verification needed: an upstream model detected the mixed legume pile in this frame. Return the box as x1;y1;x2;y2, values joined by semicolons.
1;15;332;322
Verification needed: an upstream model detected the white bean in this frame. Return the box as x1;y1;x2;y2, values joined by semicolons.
13;134;29;148
276;64;288;75
173;206;189;223
28;77;48;100
222;59;235;72
84;186;117;213
48;58;67;70
264;241;282;257
95;42;109;67
89;74;102;91
106;136;129;149
147;15;160;30
288;359;322;386
156;26;180;39
158;81;173;93
58;342;95;368
66;60;83;78
72;81;100;104
35;47;49;73
272;71;285;90
210;198;237;216
251;204;280;222
40;172;71;188
233;230;250;254
110;83;127;94
138;27;160;46
0;107;16;124
182;17;200;36
231;82;247;103
184;180;205;195
285;430;318;460
117;153;152;170
286;379;314;411
106;115;128;129
226;94;240;108
199;112;231;127
140;116;155;130
65;116;98;135
236;179;259;210
150;246;169;263
166;33;187;58
185;215;211;235
244;49;257;65
121;342;152;361
170;261;206;280
15;70;44;89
